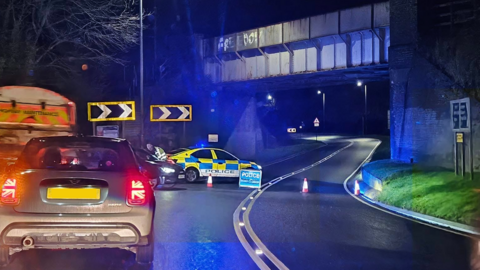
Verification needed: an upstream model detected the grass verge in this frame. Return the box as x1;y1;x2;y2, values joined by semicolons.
375;165;480;225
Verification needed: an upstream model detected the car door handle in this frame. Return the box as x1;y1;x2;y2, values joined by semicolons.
196;161;201;163
218;162;224;165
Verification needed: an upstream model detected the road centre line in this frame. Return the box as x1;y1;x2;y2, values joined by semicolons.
234;141;354;270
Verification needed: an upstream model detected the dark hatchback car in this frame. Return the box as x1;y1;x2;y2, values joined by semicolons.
0;136;155;266
134;148;185;188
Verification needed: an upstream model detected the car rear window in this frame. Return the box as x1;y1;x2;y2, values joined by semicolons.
18;140;132;171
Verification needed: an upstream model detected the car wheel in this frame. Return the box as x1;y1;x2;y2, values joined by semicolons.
185;168;199;183
0;246;11;267
136;232;154;264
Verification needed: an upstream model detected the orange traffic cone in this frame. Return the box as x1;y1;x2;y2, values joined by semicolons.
354;180;360;195
302;178;309;193
207;174;213;188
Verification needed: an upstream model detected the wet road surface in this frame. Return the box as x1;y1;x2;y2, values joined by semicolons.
249;139;472;270
1;138;473;270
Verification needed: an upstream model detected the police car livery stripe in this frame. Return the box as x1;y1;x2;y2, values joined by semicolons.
199;163;213;169
226;164;238;170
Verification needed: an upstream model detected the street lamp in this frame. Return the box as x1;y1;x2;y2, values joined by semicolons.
317;90;326;132
267;94;273;100
139;0;144;146
357;81;367;135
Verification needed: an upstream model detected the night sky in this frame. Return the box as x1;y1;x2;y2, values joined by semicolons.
154;0;387;37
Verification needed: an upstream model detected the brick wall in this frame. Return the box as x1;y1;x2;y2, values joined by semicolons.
390;0;480;171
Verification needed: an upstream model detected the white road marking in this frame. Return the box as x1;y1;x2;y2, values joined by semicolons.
234;141;354;270
342;140;478;239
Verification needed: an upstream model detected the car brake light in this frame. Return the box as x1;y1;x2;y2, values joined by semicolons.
1;178;19;205
127;180;146;205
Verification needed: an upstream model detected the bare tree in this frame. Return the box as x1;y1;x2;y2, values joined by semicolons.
0;0;145;80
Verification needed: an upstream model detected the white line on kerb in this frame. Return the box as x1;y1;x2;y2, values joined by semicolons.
234;141;354;270
342;140;479;239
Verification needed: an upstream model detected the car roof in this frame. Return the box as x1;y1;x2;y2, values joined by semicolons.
189;147;223;151
29;135;127;144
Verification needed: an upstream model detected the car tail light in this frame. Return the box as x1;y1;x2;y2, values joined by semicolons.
1;178;19;205
127;179;147;205
167;158;175;165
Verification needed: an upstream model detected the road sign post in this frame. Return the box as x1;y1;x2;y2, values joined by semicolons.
455;132;465;176
151;105;192;147
314;118;320;141
450;98;472;180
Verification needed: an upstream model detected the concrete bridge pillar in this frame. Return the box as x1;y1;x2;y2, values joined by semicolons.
224;96;264;159
210;90;266;160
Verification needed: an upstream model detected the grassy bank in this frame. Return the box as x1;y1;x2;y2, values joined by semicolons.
375;166;480;225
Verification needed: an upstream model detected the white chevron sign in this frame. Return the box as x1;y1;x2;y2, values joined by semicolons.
159;107;171;119
150;105;192;122
97;105;112;119
88;101;135;122
119;104;133;119
178;107;190;119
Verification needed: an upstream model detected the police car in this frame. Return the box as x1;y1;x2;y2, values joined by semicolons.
169;148;262;182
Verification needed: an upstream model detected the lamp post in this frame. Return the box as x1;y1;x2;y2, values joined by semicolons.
357;81;367;135
317;90;325;132
140;0;145;146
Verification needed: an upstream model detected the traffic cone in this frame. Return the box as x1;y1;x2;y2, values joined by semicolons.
302;178;309;193
354;180;360;195
207;174;213;188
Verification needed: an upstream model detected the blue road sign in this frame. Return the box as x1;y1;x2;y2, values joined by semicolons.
450;98;470;131
239;169;262;189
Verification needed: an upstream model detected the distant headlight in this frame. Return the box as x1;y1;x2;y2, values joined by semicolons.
161;167;175;174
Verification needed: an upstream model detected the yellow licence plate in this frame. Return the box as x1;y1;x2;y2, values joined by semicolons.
47;188;101;200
